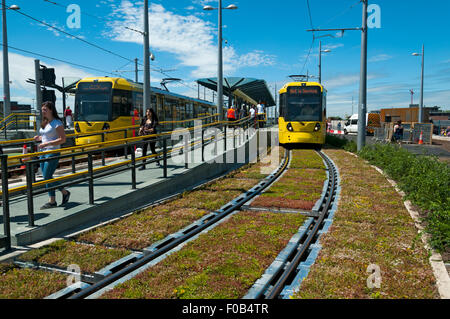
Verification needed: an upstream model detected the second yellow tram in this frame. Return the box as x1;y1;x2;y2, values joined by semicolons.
73;77;217;145
278;81;326;147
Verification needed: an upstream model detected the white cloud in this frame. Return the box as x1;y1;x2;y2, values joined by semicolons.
106;2;275;79
322;43;344;51
369;54;392;63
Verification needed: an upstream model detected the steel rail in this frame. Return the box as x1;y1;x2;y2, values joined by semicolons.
67;147;290;299
263;150;337;299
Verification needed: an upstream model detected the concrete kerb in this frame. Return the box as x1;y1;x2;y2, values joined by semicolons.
369;164;450;299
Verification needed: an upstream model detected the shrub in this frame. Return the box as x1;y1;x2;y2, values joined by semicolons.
325;134;357;153
358;143;450;252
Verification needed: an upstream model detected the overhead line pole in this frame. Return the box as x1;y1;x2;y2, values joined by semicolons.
143;0;151;114
357;0;368;152
307;0;368;152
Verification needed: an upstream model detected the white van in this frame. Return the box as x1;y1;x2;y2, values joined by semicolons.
344;114;359;134
344;113;381;135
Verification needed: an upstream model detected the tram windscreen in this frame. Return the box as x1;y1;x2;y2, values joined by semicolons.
285;86;322;121
75;82;112;121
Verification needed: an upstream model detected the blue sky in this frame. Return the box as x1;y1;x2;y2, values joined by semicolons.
2;0;450;117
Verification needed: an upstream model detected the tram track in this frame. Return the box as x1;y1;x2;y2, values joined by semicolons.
60;148;290;299
245;150;338;299
1;147;337;299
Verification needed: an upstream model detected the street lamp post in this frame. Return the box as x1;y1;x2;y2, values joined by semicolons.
412;45;425;123
318;40;331;84
203;2;237;122
1;2;20;120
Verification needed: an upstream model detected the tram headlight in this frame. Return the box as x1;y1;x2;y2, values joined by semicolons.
102;123;110;130
287;123;294;132
75;122;81;133
314;123;321;131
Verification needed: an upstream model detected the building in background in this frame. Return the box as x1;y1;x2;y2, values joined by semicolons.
379;105;440;123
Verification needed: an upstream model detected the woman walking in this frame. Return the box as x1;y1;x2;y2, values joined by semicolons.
139;108;160;170
33;101;70;209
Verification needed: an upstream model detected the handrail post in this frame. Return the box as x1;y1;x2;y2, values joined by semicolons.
71;149;76;174
124;129;128;159
131;146;136;189
223;123;227;164
163;137;167;178
88;154;94;205
25;162;35;227
233;125;236;150
184;129;189;169
101;133;105;166
201;128;204;163
224;124;227;152
1;154;11;250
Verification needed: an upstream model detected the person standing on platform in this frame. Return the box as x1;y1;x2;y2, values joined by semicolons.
64;106;73;129
34;101;71;209
256;101;265;128
249;105;256;128
239;104;246;120
139;108;160;170
227;105;236;127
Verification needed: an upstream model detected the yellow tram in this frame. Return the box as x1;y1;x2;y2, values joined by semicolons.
74;76;217;145
278;81;326;148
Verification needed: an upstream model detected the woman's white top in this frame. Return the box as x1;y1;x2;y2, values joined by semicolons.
39;119;63;151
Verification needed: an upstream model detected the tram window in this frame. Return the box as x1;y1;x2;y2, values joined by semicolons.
279;94;286;117
165;98;178;129
150;94;157;112
132;91;143;116
75;93;111;122
194;104;200;117
112;89;133;119
286;96;322;122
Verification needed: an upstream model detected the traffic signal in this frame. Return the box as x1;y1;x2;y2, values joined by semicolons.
40;67;56;86
42;89;56;104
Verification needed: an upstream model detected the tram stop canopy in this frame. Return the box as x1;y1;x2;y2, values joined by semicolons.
196;77;276;107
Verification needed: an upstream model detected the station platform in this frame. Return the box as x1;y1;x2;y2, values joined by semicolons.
1;128;276;248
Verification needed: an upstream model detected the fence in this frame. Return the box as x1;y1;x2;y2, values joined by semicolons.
0;116;267;251
375;122;433;144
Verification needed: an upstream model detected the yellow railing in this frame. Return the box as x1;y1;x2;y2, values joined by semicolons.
6;116;226;165
0;113;219;147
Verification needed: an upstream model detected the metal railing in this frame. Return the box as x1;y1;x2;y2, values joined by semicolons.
0;116;256;250
0;113;37;138
0;114;219;152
